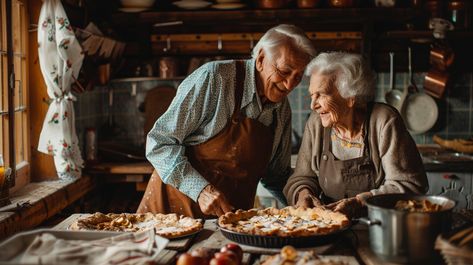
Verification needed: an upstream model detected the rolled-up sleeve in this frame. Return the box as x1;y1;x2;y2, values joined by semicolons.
283;114;322;206
372;113;429;195
145;67;215;202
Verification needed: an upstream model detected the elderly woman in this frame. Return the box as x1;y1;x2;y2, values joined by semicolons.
283;52;428;218
138;24;316;218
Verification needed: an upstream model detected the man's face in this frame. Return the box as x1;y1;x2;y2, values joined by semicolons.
309;73;351;128
256;45;308;103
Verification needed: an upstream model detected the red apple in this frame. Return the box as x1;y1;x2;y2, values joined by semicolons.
210;252;238;265
190;247;214;263
221;243;243;262
176;253;206;265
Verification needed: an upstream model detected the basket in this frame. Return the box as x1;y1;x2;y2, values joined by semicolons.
435;235;473;265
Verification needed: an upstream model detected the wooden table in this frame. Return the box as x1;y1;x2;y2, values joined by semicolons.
53;214;386;265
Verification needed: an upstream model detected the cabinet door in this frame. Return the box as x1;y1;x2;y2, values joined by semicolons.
426;173;472;210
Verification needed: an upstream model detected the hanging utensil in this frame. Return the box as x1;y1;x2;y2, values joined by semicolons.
403;47;439;135
385;52;405;112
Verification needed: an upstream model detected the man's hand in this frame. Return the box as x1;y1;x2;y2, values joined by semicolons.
197;184;234;216
295;188;323;208
325;197;364;218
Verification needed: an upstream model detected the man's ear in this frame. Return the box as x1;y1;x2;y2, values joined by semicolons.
256;49;265;72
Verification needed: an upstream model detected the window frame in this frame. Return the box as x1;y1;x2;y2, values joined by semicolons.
1;0;30;194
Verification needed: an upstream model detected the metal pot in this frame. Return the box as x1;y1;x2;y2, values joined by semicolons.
358;194;455;264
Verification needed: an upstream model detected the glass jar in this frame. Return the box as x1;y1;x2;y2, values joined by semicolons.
0;154;12;207
448;1;471;29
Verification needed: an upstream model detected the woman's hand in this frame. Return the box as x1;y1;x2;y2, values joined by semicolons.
295;188;323;208
326;197;364;218
197;184;234;216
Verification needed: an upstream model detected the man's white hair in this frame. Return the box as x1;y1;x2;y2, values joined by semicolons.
251;24;316;61
306;52;376;105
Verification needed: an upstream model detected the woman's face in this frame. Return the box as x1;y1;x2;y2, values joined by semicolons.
309;73;351;128
256;45;308;103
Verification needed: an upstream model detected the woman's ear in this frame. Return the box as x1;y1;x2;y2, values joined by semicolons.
255;50;265;72
348;97;356;108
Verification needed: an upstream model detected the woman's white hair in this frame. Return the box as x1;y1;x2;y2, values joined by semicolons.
306;52;375;105
251;24;316;60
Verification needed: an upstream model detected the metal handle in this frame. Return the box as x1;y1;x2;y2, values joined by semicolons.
408;47;412;82
356;217;381;226
217;35;223;51
389;52;395;90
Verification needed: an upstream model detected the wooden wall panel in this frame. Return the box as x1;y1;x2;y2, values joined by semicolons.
27;0;57;181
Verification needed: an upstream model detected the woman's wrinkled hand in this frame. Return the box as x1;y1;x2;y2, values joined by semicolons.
197;184;234;217
295;188;323;208
326;197;364;218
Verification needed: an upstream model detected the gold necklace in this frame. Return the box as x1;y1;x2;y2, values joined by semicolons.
332;128;364;149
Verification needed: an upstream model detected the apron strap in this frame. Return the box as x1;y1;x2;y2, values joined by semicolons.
232;60;245;122
362;102;375;157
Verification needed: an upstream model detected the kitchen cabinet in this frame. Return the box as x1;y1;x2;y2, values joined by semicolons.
426;172;473;210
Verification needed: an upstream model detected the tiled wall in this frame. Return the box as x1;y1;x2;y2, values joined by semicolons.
75;72;473;152
289;72;473;144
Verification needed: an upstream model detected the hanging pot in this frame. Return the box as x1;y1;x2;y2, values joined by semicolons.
402;47;438;135
429;44;455;71
424;69;450;99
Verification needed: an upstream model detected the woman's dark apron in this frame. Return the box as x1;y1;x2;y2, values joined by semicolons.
137;61;274;218
318;104;376;203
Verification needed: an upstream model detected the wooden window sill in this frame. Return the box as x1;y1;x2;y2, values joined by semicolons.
0;175;95;240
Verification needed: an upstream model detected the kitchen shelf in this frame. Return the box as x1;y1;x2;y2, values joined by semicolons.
382;30;473;41
111;8;422;33
110;76;185;83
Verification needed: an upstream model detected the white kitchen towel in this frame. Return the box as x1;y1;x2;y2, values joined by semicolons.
37;0;84;179
18;229;168;265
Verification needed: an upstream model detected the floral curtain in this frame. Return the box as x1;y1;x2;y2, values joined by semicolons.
37;0;84;179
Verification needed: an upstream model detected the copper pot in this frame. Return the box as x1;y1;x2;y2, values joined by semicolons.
424;69;450;99
429;45;455;71
297;0;320;8
328;0;356;8
257;0;291;9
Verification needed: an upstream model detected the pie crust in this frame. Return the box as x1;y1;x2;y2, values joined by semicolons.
262;246;348;265
69;212;203;238
218;206;350;237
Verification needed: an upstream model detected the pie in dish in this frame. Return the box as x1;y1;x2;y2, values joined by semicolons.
262;246;349;265
218;206;350;237
69;212;203;238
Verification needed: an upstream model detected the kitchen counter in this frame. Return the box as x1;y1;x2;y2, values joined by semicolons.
50;211;473;265
50;215;398;265
4;209;471;264
417;145;473;172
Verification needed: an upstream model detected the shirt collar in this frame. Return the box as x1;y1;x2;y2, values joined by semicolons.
241;59;282;111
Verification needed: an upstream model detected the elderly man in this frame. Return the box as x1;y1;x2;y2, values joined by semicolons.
137;24;316;218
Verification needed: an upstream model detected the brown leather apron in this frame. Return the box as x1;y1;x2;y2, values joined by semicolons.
137;61;275;218
318;103;376;203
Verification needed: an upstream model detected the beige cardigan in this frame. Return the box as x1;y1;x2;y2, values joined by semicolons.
283;103;429;205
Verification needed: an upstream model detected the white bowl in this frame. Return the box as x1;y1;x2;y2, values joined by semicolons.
120;0;156;8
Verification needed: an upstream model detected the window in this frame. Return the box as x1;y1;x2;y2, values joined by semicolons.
0;0;30;193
